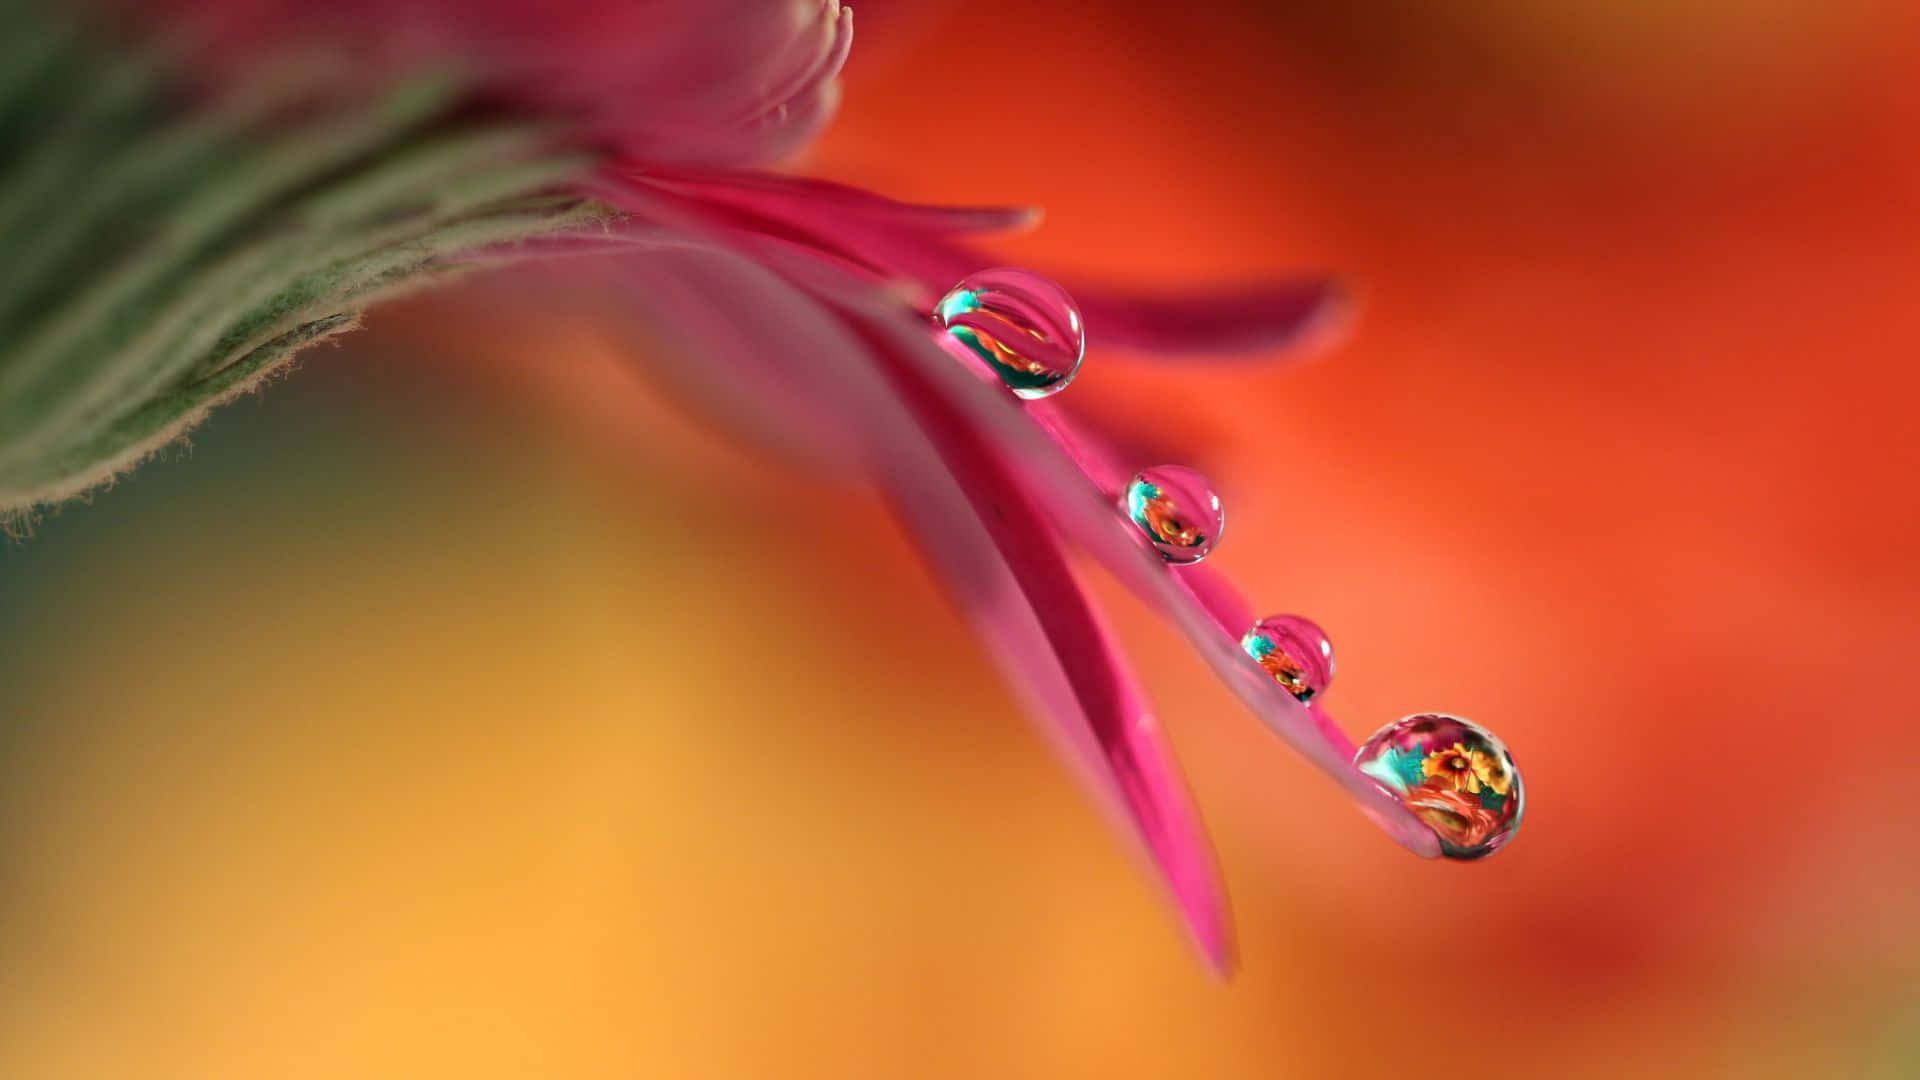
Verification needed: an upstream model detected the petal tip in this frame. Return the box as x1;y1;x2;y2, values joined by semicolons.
1197;924;1239;980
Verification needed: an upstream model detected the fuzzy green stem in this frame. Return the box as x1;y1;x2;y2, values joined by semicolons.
0;17;618;518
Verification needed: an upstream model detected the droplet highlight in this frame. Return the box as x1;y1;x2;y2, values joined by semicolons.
1124;465;1223;564
1354;713;1524;860
933;268;1085;399
1240;614;1334;702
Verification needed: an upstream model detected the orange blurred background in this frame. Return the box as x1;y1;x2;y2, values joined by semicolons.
4;1;1919;1076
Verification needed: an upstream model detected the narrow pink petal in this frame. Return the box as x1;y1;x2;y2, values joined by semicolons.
1071;278;1355;358
1028;394;1410;839
593;177;900;283
1026;399;1134;496
1174;565;1258;641
759;220;1353;358
876;334;1236;974
600;242;1236;968
627;166;1042;235
567;208;1424;852
1026;396;1225;499
600;167;1343;359
1296;704;1361;760
598;245;876;469
573;200;1431;859
1028;409;1331;744
789;276;1441;858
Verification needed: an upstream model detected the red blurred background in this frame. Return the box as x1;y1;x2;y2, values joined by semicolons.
3;1;1917;1076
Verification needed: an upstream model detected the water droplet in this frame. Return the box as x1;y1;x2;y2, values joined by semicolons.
1354;714;1524;860
933;268;1085;399
1240;614;1334;702
1124;465;1223;564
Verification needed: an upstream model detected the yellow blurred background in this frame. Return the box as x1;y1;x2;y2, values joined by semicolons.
4;1;1919;1076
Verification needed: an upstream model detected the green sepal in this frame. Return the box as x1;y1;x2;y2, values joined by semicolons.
0;20;616;516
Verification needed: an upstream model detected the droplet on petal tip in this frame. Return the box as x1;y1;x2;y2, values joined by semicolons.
1353;714;1524;860
932;267;1084;399
1240;614;1334;703
1124;465;1223;564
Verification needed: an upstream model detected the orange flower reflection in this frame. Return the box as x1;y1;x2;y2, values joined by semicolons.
1421;743;1480;792
1254;649;1312;699
1140;495;1204;549
1420;742;1510;795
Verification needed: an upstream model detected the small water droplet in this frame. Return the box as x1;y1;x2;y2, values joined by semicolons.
933;268;1085;399
1240;614;1334;702
1124;465;1223;564
1354;713;1524;860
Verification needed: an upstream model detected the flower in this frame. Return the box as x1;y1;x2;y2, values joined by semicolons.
1422;743;1484;793
1418;741;1513;798
0;0;1486;975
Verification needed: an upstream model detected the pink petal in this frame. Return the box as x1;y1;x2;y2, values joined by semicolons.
1027;409;1355;758
578;198;1432;861
1297;704;1361;761
1069;278;1354;358
1025;409;1391;763
598;246;874;469
627;166;1043;236
1025;399;1134;496
624;187;1351;357
603;243;1237;968
596;177;906;285
876;333;1237;975
1027;408;1258;644
789;275;1442;858
862;229;1354;358
1172;564;1258;641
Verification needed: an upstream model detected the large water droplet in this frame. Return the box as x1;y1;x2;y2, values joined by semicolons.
1354;714;1524;860
1124;465;1223;564
1240;614;1334;702
933;268;1085;399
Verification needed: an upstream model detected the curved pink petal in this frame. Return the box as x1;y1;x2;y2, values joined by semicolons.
595;177;906;286
1069;278;1354;358
1296;704;1361;761
872;232;1352;358
1027;407;1258;644
1172;564;1258;641
598;246;873;469
604;242;1235;969
879;355;1236;973
779;270;1441;858
1025;399;1135;496
1024;395;1229;498
617;184;1351;357
627;166;1043;236
534;195;1426;856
